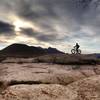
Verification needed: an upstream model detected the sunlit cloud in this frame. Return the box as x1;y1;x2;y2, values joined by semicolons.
0;0;99;53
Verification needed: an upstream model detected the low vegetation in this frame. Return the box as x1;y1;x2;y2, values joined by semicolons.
35;54;99;65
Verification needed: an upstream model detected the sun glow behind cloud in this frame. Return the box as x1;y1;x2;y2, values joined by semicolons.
0;0;100;53
13;17;32;32
10;15;40;33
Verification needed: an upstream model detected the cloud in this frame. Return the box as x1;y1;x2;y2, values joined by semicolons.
14;0;100;39
0;0;100;52
0;0;100;37
20;28;35;36
0;21;15;35
20;27;59;42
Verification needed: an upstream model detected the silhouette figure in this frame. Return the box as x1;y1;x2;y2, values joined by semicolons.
74;43;80;53
71;43;81;54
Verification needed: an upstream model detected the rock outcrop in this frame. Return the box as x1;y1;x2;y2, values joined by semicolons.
0;62;100;100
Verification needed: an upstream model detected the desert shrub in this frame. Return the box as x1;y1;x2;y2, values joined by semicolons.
72;65;81;70
51;56;57;63
80;59;97;65
96;59;100;64
34;54;99;65
35;57;46;63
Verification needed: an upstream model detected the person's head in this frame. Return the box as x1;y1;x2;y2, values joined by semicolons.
76;43;78;45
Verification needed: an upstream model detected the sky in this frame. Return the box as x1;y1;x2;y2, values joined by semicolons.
0;0;100;53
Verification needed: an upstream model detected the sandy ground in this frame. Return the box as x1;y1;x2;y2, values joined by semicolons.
0;61;100;100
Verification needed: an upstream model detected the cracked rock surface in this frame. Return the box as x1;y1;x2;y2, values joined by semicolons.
0;61;100;100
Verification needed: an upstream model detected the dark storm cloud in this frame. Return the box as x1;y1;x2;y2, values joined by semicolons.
37;34;57;42
16;0;58;20
16;0;94;22
15;0;100;37
0;21;15;35
0;0;100;36
0;0;100;53
20;28;35;36
16;0;39;20
20;27;58;42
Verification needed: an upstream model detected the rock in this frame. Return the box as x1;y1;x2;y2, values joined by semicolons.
0;84;77;100
0;63;100;100
68;75;100;100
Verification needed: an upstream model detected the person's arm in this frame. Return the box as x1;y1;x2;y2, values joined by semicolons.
74;45;76;49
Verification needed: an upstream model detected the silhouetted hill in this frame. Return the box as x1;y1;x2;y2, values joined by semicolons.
45;47;64;54
0;43;64;57
94;54;100;58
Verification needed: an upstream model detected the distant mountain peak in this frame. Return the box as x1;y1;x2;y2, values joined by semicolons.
0;43;64;57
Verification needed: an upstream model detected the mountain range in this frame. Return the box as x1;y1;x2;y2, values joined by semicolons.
0;43;64;57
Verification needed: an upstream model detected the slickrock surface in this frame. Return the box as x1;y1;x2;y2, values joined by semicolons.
0;62;100;100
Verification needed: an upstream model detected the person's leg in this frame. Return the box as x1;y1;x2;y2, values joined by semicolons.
76;47;79;53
